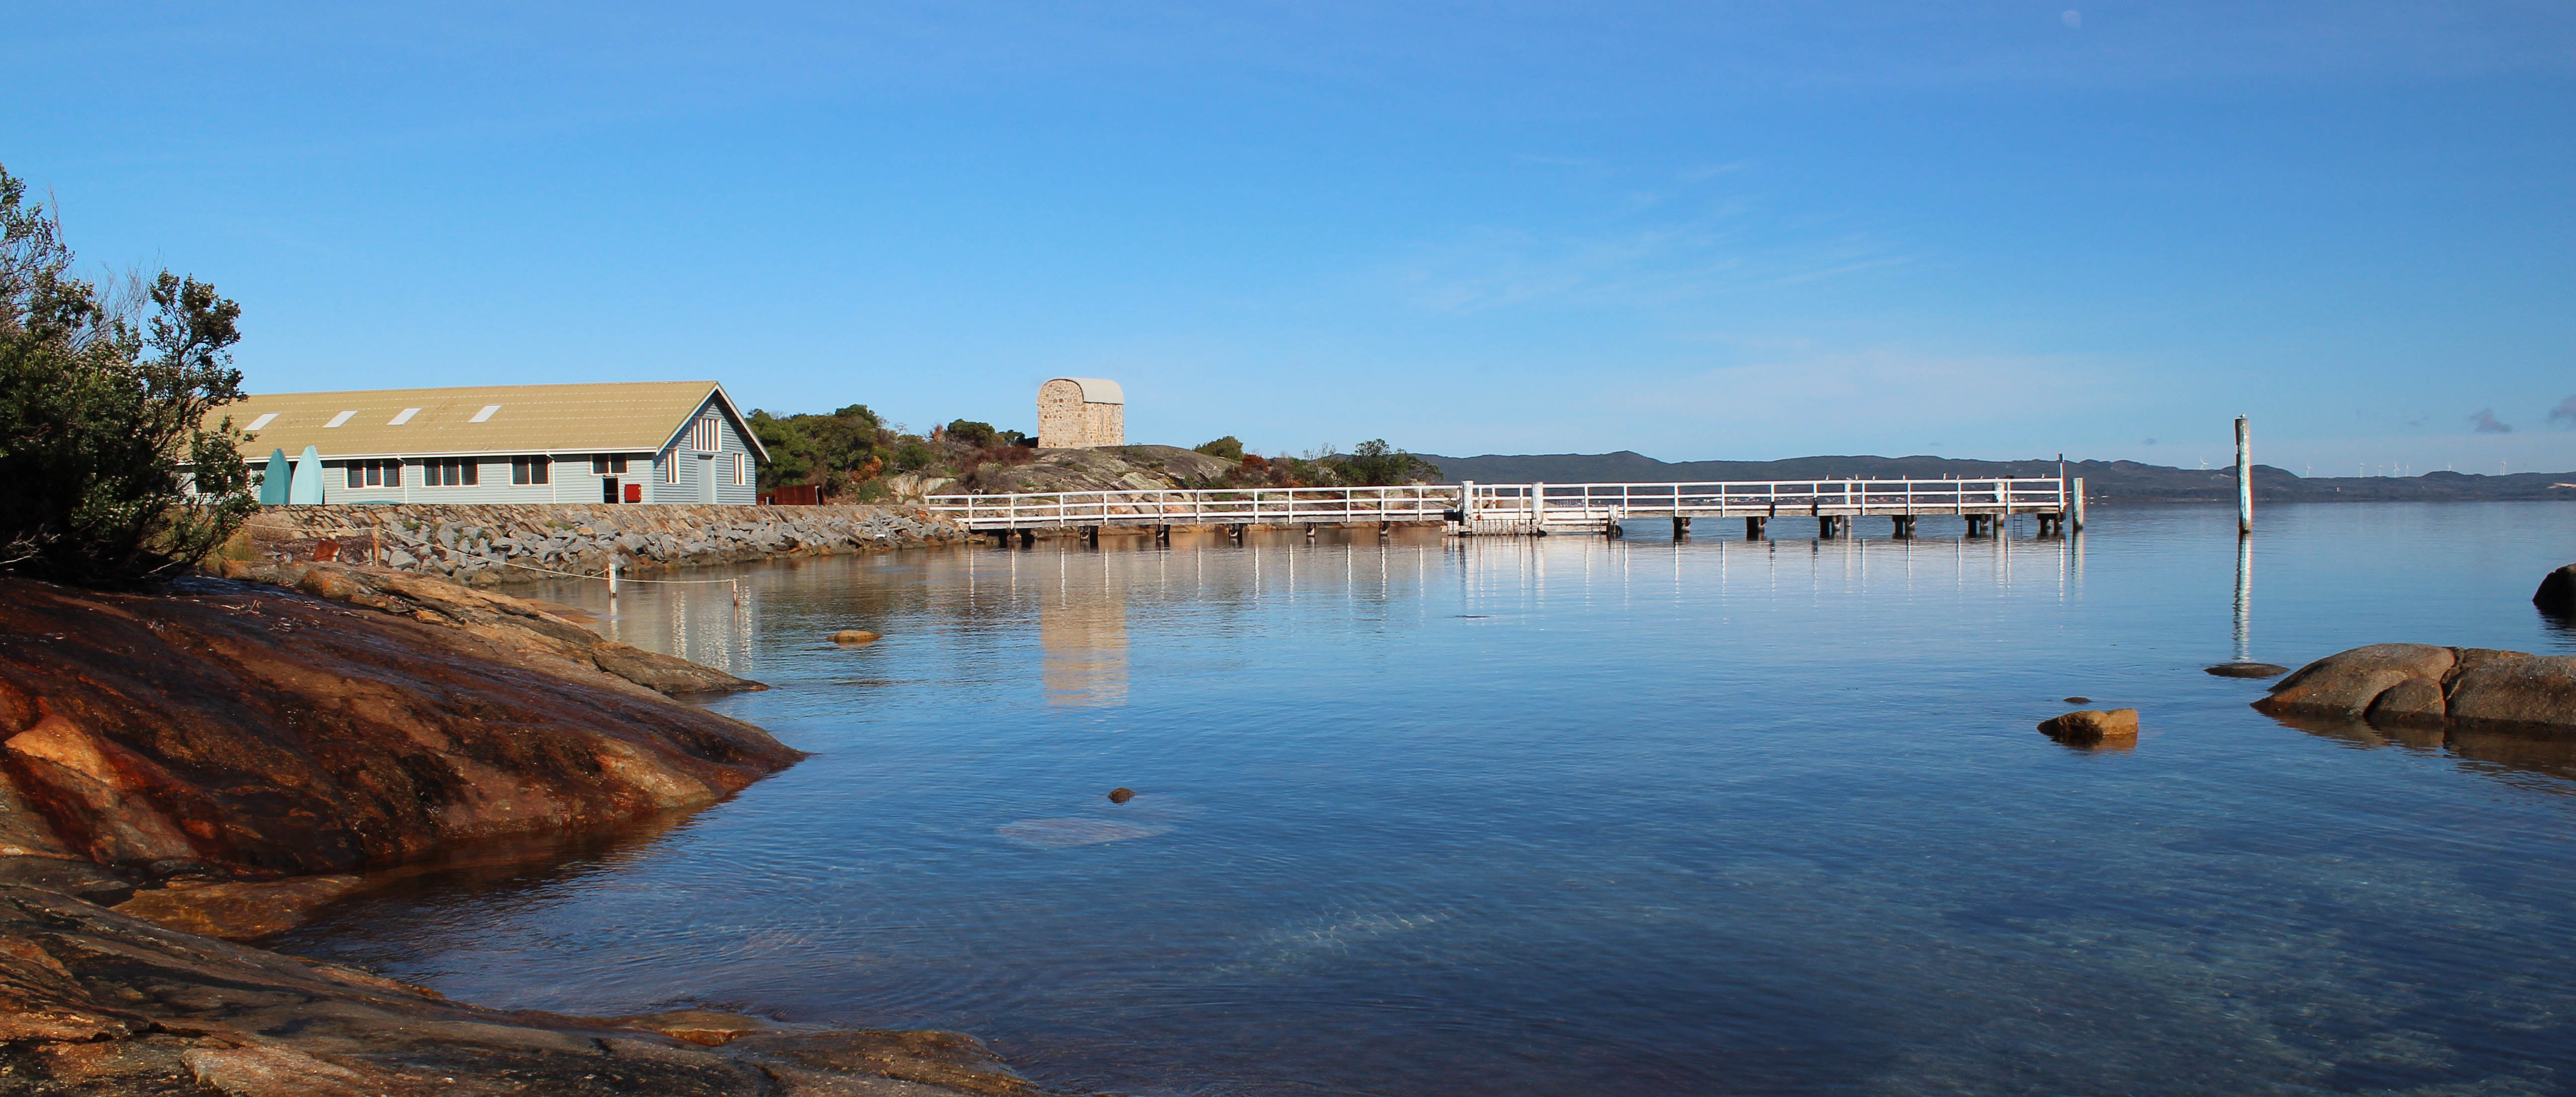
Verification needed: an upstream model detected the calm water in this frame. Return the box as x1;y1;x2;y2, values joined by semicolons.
278;503;2576;1097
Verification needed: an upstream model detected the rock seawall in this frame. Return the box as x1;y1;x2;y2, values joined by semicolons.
244;503;965;585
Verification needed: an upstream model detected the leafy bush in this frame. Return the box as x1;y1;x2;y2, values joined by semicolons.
891;437;937;472
749;403;890;497
1194;435;1245;461
945;419;997;447
0;164;254;586
1334;439;1438;486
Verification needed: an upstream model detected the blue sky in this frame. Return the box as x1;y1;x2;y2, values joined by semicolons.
6;2;2571;471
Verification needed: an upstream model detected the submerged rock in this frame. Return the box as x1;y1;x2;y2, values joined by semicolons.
2205;663;2291;678
830;629;882;644
2037;708;2140;745
1107;787;1135;803
110;874;365;940
996;818;1171;848
2253;644;2576;732
0;884;1051;1096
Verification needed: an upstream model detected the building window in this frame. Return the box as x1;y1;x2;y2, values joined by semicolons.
691;416;719;453
425;459;477;486
729;452;747;486
345;460;402;488
511;456;552;485
661;453;680;484
590;455;629;475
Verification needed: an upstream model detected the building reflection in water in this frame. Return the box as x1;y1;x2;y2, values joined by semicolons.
1040;551;1128;708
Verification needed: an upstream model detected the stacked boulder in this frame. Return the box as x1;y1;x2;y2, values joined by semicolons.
2253;643;2576;730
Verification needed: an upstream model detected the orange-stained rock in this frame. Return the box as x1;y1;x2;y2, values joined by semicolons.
0;576;802;882
2037;708;2140;745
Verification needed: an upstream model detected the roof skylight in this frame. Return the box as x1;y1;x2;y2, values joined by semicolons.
389;407;421;425
324;410;357;428
245;412;278;431
470;405;502;423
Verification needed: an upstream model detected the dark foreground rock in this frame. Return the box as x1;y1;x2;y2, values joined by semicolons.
0;573;801;885
2253;643;2576;731
2204;662;2290;678
0;884;1053;1096
2539;564;2576;616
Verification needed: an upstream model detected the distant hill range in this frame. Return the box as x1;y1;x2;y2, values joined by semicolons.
1415;452;2576;504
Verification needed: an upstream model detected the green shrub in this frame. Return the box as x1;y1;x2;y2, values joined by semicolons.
945;419;997;447
1194;435;1245;461
0;164;253;586
1335;439;1437;486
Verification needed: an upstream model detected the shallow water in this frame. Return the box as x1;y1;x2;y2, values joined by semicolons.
277;502;2576;1096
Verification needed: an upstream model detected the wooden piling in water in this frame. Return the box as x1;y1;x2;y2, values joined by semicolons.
2236;416;2253;534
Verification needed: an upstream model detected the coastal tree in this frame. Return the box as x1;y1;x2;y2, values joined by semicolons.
748;403;890;497
0;163;255;586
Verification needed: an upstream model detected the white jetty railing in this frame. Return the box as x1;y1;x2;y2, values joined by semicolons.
928;485;1457;530
928;477;2077;533
1469;478;2070;521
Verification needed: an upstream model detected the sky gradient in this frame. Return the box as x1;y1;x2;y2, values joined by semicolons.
6;2;2572;472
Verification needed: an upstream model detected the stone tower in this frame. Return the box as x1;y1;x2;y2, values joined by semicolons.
1036;378;1125;448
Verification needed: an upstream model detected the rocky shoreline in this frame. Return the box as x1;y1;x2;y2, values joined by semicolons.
0;564;1071;1096
243;503;967;584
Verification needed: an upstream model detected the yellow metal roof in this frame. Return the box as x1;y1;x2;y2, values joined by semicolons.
214;382;764;461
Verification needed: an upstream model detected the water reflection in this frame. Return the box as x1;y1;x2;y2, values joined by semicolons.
2261;709;2576;790
341;503;2576;1097
1040;552;1128;708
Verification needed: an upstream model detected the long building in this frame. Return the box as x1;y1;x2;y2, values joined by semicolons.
219;381;766;505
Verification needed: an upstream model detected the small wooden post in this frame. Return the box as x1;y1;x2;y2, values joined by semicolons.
1530;481;1546;532
1745;516;1767;540
607;553;620;599
2072;478;2086;531
1672;516;1690;540
2236;416;2253;534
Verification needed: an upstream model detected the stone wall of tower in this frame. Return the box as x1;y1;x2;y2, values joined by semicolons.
1036;379;1124;448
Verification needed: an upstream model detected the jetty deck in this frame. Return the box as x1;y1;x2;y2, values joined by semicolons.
929;477;2085;540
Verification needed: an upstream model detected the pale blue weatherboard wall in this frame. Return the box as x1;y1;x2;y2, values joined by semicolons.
649;398;759;506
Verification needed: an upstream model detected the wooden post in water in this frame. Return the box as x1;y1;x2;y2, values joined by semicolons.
2072;478;2086;531
607;553;619;599
1672;516;1690;540
2236;416;2254;534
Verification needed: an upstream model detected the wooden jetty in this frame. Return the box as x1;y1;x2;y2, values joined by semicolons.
928;477;2086;543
